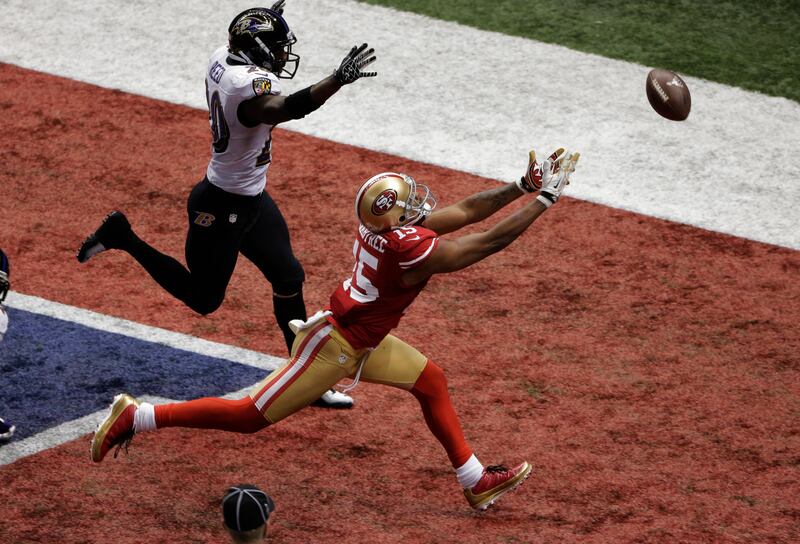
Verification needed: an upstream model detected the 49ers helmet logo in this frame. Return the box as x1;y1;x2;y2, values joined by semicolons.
371;189;398;216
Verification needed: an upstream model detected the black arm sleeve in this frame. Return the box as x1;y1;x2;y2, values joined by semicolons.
284;86;322;119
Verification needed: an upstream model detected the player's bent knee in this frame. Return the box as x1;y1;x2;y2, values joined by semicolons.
233;397;271;434
239;420;270;434
271;259;305;296
272;277;305;299
426;361;448;389
412;360;449;399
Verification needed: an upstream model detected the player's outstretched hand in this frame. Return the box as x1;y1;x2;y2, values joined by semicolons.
270;0;286;15
516;147;566;193
537;151;580;208
334;43;377;84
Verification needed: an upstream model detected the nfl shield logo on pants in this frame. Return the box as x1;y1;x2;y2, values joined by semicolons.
229;214;237;223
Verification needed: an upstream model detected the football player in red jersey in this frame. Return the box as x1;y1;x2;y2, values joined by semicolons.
91;148;579;511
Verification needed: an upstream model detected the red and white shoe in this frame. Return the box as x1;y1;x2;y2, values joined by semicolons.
464;461;532;511
91;393;139;463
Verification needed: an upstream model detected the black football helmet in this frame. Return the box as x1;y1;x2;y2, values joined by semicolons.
228;7;299;79
0;249;9;303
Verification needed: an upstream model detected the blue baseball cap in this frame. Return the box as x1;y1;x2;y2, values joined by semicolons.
222;484;275;532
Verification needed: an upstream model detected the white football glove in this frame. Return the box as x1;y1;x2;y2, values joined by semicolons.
536;151;580;208
515;148;565;193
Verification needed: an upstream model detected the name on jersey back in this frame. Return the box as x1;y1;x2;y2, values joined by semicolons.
359;225;387;254
209;61;225;84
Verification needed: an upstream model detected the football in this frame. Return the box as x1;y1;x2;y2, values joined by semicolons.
646;68;691;121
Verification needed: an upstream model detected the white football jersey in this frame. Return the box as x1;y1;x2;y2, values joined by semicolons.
205;46;282;196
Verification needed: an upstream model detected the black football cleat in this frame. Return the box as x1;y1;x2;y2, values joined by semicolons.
77;211;132;263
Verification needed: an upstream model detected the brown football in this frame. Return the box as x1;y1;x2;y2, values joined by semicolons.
646;68;691;121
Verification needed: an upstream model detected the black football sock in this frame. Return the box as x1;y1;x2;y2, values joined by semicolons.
272;290;307;354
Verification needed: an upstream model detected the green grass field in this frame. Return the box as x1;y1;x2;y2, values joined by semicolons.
359;0;800;102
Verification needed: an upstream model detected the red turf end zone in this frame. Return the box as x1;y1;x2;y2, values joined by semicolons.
1;62;800;543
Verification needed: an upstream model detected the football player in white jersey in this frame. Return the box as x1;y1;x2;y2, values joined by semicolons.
76;4;377;409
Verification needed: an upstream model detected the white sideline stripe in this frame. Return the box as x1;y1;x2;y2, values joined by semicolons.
254;324;332;411
0;387;254;466
1;1;799;249
4;292;285;371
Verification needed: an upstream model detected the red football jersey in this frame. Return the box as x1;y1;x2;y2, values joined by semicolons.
328;224;439;349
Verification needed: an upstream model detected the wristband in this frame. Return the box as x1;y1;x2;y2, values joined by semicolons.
515;176;534;193
536;193;556;208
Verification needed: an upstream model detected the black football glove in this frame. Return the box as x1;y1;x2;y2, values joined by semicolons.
334;43;377;84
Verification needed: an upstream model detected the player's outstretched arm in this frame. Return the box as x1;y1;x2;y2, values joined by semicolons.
423;148;565;235
423;183;523;235
402;151;579;286
238;44;377;127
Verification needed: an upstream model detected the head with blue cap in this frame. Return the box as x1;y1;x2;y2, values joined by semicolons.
222;484;275;543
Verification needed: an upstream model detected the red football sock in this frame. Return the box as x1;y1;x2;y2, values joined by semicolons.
411;360;473;468
155;397;268;434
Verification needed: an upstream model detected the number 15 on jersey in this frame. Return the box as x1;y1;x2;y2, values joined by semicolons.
344;242;379;303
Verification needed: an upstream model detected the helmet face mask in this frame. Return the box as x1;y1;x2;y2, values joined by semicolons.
228;8;299;79
356;173;437;233
0;250;8;303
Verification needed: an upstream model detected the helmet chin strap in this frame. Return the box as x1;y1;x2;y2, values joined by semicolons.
254;36;275;70
229;50;253;65
229;44;274;71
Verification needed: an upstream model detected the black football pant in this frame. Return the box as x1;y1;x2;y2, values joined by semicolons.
124;178;306;353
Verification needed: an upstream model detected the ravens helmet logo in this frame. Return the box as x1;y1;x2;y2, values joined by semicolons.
235;17;274;36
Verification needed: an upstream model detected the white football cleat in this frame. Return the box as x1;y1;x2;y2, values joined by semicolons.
312;389;354;409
